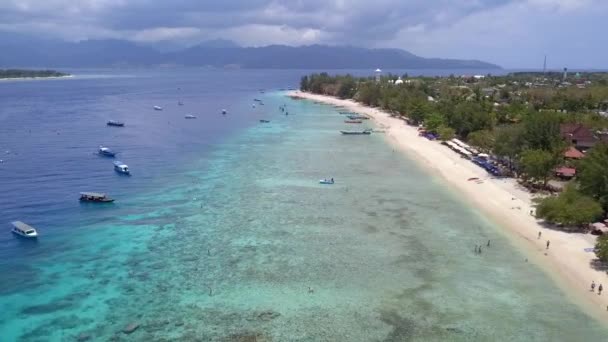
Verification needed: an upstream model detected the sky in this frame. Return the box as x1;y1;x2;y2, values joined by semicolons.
0;0;606;68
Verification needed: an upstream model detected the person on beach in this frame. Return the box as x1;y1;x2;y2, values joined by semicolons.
538;231;542;239
478;246;482;254
546;240;550;249
591;281;596;292
599;284;603;295
487;240;490;247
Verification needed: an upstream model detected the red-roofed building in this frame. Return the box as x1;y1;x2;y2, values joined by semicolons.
560;123;596;150
555;167;576;179
564;146;585;159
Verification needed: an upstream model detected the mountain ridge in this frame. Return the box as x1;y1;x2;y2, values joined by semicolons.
0;35;501;69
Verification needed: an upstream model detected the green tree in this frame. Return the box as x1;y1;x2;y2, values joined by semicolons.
337;77;356;99
437;126;455;141
520;149;560;186
578;143;608;209
536;185;603;227
467;130;495;152
494;125;525;171
300;75;309;91
447;101;494;138
522;110;562;151
595;235;608;262
424;112;446;132
407;97;431;124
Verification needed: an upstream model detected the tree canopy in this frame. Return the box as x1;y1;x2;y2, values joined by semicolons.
536;185;603;227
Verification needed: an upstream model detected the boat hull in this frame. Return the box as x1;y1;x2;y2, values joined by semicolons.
340;131;371;135
11;229;38;238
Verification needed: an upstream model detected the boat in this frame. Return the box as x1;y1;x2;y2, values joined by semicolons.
254;99;262;102
11;221;38;238
185;114;197;119
178;101;184;106
98;146;116;157
113;161;130;175
221;109;227;115
344;120;362;124
107;120;124;127
259;119;270;123
347;115;369;120
340;129;372;135
79;192;114;203
319;178;335;185
153;106;163;111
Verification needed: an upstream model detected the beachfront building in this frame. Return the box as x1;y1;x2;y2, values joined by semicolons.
560;123;597;151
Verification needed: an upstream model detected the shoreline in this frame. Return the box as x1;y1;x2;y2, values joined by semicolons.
0;75;73;82
289;90;608;322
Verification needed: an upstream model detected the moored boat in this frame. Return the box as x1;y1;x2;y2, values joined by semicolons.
113;161;130;175
79;192;114;202
221;109;227;115
340;129;372;135
153;106;163;111
107;120;124;127
347;115;369;120
185;114;197;119
344;120;362;124
178;101;184;106
259;119;270;123
98;146;116;157
11;221;38;238
319;178;335;184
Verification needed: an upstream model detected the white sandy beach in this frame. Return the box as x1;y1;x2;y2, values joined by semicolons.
290;90;608;321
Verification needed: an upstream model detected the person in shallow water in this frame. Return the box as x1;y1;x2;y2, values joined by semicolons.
546;240;550;249
591;281;596;292
599;284;603;295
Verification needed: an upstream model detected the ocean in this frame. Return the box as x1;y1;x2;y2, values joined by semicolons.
0;68;607;341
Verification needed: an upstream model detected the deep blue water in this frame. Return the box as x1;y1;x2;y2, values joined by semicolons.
2;68;607;341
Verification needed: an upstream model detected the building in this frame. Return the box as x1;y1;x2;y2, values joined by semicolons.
560;123;597;151
374;68;382;83
564;146;585;159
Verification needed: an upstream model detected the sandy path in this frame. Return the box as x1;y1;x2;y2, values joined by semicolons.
290;91;608;321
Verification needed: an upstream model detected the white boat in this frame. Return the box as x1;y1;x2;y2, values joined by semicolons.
98;146;116;157
113;161;130;175
11;221;38;238
153;106;163;111
319;178;335;185
185;114;197;119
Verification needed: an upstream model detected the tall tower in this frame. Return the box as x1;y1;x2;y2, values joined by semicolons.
563;67;568;81
375;68;382;83
543;55;547;75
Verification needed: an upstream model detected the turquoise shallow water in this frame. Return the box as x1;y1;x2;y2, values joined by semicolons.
2;89;608;341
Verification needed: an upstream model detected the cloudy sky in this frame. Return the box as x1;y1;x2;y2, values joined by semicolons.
0;0;606;68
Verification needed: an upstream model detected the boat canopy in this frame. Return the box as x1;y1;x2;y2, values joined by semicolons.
11;221;37;234
80;192;108;198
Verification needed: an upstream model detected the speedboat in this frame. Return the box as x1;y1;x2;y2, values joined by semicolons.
319;179;335;185
221;109;227;115
11;221;38;238
154;106;163;111
185;114;197;119
113;161;130;175
98;146;116;157
79;192;114;203
107;120;125;127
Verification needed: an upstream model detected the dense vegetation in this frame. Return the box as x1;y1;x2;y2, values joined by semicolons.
0;69;68;79
301;72;608;230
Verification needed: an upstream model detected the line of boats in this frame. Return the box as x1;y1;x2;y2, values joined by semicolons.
11;192;115;238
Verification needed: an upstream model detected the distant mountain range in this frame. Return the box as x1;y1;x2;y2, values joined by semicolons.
0;34;501;69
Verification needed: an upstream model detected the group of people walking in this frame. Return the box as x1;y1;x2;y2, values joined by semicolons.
591;281;603;295
474;240;491;254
